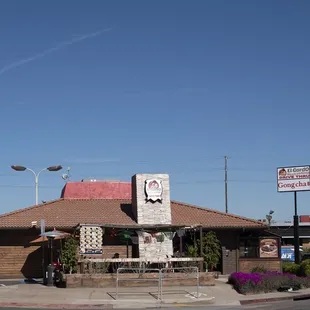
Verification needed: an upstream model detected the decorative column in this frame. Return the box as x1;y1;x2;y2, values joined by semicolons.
132;174;173;259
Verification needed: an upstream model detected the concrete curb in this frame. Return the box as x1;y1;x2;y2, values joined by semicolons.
240;293;310;305
0;297;216;309
0;303;113;309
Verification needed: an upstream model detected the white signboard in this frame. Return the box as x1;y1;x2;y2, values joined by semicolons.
80;225;103;254
277;166;310;192
145;179;163;202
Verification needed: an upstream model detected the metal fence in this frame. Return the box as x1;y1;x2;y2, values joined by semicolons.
159;266;199;301
116;268;161;300
79;257;203;274
115;266;199;302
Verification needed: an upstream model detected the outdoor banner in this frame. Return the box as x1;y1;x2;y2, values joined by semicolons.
277;166;310;192
259;238;279;258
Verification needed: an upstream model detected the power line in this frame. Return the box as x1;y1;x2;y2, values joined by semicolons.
0;179;274;188
61;158;225;166
0;184;62;188
0;168;288;179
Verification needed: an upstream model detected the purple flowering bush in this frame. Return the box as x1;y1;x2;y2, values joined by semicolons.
228;271;310;295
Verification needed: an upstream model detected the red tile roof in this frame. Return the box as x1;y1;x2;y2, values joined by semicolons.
61;181;131;199
0;199;265;229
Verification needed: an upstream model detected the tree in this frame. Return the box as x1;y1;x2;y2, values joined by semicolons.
199;231;221;271
186;231;221;271
61;236;79;274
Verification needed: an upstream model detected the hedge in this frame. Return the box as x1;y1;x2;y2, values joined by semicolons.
228;271;310;295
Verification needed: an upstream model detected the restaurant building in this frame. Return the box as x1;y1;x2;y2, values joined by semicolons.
0;173;280;279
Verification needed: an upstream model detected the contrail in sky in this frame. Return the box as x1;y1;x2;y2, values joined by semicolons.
0;28;112;77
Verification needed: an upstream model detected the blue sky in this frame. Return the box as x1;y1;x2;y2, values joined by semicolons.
0;0;309;221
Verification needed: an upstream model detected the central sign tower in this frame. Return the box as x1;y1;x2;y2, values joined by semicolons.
131;174;173;259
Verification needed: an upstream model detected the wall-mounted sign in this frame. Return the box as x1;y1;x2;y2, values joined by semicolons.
259;238;279;258
281;247;295;261
145;179;163;202
80;225;103;254
277;166;310;192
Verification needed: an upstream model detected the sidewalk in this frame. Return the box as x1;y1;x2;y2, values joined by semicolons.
0;282;216;309
0;279;309;309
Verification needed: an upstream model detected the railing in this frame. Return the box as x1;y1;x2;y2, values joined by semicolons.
116;268;161;300
160;267;199;301
79;257;204;274
115;266;200;302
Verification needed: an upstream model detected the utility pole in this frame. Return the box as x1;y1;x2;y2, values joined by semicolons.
225;156;228;213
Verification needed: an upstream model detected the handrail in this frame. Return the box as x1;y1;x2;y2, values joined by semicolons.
79;257;204;263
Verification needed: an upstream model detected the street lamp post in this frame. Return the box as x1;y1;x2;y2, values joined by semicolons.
11;165;62;205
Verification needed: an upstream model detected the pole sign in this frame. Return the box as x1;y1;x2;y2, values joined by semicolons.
281;246;303;262
277;166;310;192
40;219;46;235
281;247;295;261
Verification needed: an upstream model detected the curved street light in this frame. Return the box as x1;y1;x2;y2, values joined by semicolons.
11;165;62;205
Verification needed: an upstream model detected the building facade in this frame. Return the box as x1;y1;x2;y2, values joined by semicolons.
0;173;276;278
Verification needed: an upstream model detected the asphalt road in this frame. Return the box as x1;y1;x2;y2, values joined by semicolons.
243;300;309;310
164;301;310;310
163;300;309;310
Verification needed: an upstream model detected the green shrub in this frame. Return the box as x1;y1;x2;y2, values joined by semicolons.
251;266;267;274
61;236;79;274
186;244;199;257
282;262;300;275
299;259;310;276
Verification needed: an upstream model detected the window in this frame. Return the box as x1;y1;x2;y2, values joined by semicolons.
239;238;259;258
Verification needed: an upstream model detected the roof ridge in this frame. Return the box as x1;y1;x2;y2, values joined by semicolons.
67;181;131;183
63;198;131;201
0;198;64;219
171;200;265;226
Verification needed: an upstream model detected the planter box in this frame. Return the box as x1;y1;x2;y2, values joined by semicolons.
65;272;215;288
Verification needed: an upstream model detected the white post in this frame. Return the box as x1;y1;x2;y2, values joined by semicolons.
26;168;47;205
35;174;39;205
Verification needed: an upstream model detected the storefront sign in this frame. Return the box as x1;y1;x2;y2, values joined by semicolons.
145;179;163;202
277;166;310;192
281;247;295;261
259;238;279;258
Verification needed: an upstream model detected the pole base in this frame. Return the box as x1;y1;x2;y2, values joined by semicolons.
294;215;300;264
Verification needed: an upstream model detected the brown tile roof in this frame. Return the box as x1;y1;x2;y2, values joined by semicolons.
171;201;265;228
0;199;266;229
